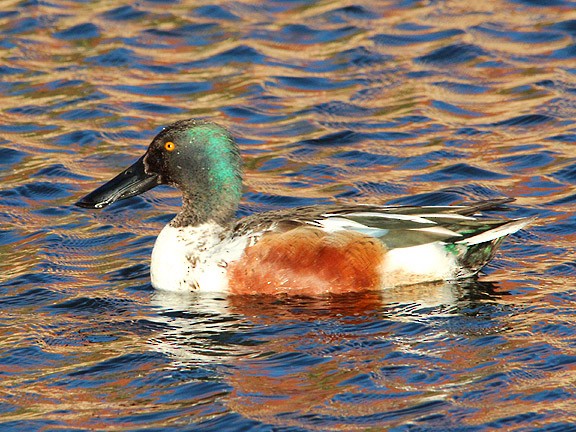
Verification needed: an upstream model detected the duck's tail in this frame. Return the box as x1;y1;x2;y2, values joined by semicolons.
453;216;536;278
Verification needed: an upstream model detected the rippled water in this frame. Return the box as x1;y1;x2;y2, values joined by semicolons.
1;0;576;430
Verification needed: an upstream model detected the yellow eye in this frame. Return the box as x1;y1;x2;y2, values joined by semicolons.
164;141;175;152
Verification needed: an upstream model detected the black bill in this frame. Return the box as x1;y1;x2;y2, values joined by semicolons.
76;156;160;209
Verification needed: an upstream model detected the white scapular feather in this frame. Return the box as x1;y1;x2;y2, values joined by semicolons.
410;226;462;237
415;213;476;220
322;212;435;224
314;217;389;237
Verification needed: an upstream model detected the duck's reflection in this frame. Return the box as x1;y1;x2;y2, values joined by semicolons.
148;280;508;427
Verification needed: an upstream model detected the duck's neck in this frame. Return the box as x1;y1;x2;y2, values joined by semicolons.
171;176;242;228
170;194;233;228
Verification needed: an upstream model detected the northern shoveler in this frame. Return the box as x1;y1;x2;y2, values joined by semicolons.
76;119;534;295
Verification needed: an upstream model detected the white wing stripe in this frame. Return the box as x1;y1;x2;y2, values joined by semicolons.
456;218;535;246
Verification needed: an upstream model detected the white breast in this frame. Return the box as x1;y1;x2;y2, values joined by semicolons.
150;222;248;293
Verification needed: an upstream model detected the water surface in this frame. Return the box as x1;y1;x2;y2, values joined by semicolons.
1;0;576;430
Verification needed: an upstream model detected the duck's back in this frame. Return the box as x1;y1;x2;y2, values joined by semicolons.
225;199;533;295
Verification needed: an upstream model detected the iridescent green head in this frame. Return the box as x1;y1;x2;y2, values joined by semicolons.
76;119;243;226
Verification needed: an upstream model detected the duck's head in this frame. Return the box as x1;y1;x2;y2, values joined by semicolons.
76;119;243;226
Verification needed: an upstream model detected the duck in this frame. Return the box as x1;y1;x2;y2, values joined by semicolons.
76;118;534;295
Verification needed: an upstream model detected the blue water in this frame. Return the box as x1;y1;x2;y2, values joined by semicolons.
1;0;576;430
